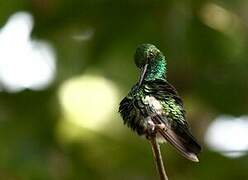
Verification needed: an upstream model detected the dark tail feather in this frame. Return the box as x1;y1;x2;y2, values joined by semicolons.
158;128;201;162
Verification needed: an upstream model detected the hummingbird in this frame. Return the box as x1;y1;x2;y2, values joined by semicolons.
119;44;201;162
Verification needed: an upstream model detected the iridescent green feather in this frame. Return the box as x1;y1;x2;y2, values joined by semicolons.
145;54;167;81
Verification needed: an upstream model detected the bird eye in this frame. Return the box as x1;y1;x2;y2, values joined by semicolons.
148;51;155;59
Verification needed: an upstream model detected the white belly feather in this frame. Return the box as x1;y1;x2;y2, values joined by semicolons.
144;96;163;114
143;96;167;143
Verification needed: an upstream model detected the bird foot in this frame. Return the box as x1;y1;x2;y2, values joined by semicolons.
146;120;167;139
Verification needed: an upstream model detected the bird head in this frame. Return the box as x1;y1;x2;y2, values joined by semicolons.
134;44;161;86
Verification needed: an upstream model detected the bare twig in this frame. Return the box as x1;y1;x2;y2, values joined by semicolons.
150;137;168;180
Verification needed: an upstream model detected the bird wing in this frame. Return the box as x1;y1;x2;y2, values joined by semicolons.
144;79;201;162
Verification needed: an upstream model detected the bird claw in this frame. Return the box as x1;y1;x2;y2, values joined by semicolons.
146;120;167;139
156;123;167;131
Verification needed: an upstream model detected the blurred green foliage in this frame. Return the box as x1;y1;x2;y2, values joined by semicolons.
0;0;248;180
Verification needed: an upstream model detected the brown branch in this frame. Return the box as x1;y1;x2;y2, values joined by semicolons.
150;137;168;180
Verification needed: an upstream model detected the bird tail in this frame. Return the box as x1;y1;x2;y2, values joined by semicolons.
158;128;201;162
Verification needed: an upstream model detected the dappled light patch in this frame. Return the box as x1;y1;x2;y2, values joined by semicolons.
205;115;248;158
199;3;243;35
0;12;56;92
57;74;120;141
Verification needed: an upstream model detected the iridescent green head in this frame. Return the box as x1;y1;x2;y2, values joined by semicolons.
134;44;167;85
134;44;161;68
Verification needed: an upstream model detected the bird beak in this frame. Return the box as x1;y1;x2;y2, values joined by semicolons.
138;63;148;86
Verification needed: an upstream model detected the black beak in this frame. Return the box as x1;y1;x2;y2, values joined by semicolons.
138;63;148;86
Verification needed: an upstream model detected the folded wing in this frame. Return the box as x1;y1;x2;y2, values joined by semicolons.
144;79;201;162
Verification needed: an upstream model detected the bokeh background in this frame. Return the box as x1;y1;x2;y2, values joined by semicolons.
0;1;248;180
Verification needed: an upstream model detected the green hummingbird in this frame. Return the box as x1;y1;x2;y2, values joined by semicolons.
119;44;201;162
